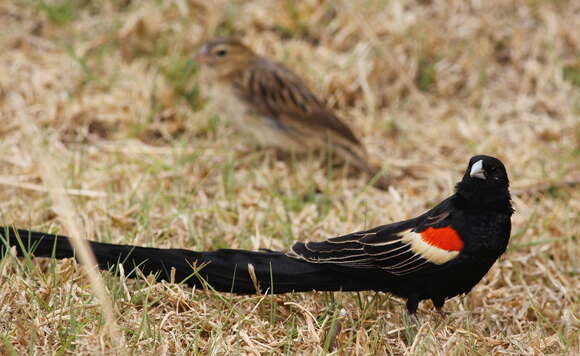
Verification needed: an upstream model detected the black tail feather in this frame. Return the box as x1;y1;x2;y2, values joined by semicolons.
0;227;388;294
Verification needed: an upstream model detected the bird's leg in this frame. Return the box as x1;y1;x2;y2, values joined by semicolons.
408;313;421;328
432;297;447;319
406;298;421;328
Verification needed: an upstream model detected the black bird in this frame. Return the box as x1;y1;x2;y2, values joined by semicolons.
0;155;513;320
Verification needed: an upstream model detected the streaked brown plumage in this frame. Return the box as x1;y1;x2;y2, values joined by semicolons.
194;38;389;189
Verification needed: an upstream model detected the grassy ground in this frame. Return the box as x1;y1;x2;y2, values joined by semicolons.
0;0;578;354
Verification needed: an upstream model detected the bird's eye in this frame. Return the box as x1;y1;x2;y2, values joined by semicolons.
215;49;228;57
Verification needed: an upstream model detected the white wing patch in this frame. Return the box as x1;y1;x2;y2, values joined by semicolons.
287;226;463;276
401;230;460;265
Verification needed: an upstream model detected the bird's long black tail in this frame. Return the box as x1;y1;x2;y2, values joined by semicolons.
0;227;386;294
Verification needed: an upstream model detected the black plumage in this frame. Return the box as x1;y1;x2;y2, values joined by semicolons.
0;155;513;318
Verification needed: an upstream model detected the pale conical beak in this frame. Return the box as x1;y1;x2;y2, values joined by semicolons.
193;45;210;63
470;160;486;180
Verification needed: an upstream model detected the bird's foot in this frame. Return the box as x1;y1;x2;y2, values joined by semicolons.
436;308;447;319
409;313;421;328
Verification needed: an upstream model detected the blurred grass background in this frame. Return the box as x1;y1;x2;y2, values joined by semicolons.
0;0;578;354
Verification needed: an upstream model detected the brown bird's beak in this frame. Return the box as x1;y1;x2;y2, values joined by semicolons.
193;46;210;64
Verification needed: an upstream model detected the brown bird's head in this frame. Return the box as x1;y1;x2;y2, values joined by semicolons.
194;38;257;79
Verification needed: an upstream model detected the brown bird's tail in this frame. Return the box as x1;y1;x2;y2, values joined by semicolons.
333;143;390;190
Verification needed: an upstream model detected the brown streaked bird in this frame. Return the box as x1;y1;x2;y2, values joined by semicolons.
194;37;389;189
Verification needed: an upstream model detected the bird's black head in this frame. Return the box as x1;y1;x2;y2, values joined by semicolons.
455;155;512;212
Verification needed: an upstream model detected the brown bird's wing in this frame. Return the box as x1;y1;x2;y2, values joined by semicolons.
231;58;362;147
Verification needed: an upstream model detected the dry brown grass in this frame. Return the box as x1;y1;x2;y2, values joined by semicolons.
0;0;578;355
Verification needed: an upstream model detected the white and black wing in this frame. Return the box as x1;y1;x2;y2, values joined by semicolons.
288;211;465;277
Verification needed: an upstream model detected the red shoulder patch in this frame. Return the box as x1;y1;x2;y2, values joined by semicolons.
420;226;464;251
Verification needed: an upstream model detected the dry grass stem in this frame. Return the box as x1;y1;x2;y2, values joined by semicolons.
15;113;125;351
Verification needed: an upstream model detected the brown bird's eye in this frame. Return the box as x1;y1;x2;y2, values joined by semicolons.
216;49;228;57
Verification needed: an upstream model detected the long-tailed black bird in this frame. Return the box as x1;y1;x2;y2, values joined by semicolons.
1;155;512;320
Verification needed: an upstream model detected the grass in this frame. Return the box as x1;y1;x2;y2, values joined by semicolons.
1;0;579;354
